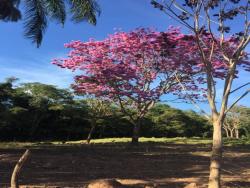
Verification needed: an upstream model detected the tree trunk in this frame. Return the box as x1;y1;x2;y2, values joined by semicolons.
131;120;141;145
11;149;30;188
223;127;229;138
229;129;234;138
86;119;96;144
235;129;239;139
208;121;223;188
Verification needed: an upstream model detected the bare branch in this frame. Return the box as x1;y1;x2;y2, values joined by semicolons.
230;82;250;94
234;35;250;60
174;73;210;120
226;89;250;114
11;149;31;188
117;95;136;125
160;1;194;30
172;0;219;25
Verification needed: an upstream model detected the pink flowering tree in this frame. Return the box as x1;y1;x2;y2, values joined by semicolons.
53;28;204;144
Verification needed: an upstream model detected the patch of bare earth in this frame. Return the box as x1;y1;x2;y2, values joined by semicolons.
0;143;249;188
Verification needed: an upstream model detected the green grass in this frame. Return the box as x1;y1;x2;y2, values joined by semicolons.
0;137;249;149
63;137;250;145
223;137;250;146
67;137;213;145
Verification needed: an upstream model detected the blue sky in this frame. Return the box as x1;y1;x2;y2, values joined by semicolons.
0;0;249;113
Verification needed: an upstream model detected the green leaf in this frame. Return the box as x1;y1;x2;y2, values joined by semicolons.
69;0;100;25
24;0;47;47
0;0;21;22
45;0;66;25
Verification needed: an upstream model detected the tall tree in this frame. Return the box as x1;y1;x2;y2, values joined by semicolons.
17;82;73;138
53;28;203;144
0;0;100;47
151;0;250;187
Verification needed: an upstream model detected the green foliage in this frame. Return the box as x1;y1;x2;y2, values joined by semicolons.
224;105;250;138
24;0;48;47
0;0;100;47
45;0;66;24
146;104;212;138
69;0;100;24
236;106;250;138
0;78;225;141
0;0;21;22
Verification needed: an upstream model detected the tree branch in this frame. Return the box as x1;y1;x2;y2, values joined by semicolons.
174;73;210;120
230;82;250;94
226;89;250;114
117;95;136;125
11;149;31;188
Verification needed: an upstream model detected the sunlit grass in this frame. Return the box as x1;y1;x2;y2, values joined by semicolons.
223;138;250;146
66;137;212;144
0;137;249;149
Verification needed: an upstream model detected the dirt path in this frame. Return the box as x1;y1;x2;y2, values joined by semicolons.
0;143;249;188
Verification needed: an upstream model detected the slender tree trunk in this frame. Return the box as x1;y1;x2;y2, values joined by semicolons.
229;129;234;138
131;120;141;145
11;149;30;188
86;119;96;144
208;121;223;188
235;129;239;139
223;127;229;138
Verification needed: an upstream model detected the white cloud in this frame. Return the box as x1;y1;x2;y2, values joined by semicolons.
0;54;74;88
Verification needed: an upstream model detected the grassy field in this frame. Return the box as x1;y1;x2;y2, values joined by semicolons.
0;137;250;149
0;137;250;188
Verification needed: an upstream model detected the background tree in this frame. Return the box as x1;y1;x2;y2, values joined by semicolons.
238;106;250;138
147;104;211;137
0;78;31;140
53;28;204;144
0;79;92;141
0;77;213;141
83;97;114;143
224;105;250;139
183;110;212;138
49;98;89;141
151;1;250;187
0;0;100;47
0;77;18;135
223;106;240;139
16;82;74;139
0;77;18;111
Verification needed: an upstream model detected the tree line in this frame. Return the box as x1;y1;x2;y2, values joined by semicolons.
1;78;249;142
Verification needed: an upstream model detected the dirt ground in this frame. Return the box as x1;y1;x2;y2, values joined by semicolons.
0;142;250;188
